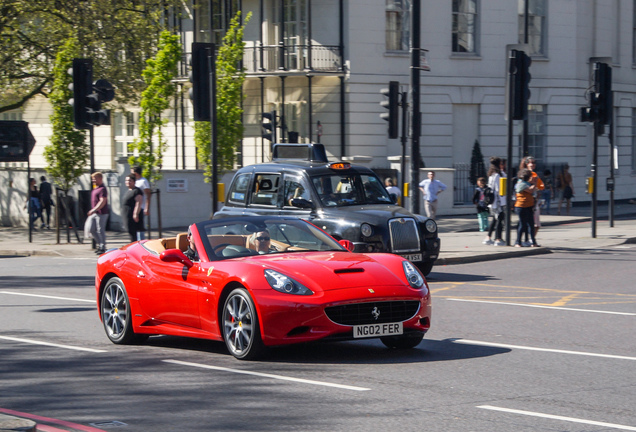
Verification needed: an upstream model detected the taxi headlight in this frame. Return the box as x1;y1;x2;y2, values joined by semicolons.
402;261;424;288
264;269;313;295
424;219;437;233
360;223;374;237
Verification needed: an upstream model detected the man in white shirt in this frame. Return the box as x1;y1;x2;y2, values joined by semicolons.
418;171;447;219
132;166;151;239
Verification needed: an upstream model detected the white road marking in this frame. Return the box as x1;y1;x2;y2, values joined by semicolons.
0;291;95;303
454;339;636;361
478;405;636;431
0;335;106;353
446;298;636;316
163;359;371;391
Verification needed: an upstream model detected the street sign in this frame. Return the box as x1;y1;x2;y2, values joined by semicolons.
0;121;36;162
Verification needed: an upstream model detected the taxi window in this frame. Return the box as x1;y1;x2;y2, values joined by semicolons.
227;173;251;204
283;176;311;206
249;174;281;206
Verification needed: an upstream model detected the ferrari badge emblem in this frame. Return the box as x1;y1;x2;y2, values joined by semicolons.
207;267;214;277
368;288;374;293
372;307;380;321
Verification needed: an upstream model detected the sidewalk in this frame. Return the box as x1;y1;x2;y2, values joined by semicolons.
1;201;635;263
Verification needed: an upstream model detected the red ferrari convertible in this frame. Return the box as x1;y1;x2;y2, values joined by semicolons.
95;216;431;359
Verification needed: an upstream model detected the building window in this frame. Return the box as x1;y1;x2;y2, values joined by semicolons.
521;105;546;163
386;0;411;52
633;0;636;64
518;0;546;56
0;111;22;121
195;0;240;43
452;0;478;54
114;111;138;158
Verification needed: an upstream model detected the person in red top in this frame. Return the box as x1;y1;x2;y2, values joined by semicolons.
519;156;544;238
88;172;110;254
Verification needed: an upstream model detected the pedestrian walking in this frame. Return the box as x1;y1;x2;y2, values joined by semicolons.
557;163;574;215
39;176;53;229
483;157;506;246
86;172;110;254
472;177;490;232
131;166;151;239
419;171;446;220
541;169;554;214
123;174;144;242
25;177;42;230
514;169;538;247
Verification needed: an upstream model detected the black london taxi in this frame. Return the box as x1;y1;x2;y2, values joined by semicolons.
215;143;440;275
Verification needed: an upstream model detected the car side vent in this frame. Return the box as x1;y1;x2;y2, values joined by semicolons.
334;268;364;274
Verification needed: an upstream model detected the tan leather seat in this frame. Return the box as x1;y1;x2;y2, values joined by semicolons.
176;232;189;252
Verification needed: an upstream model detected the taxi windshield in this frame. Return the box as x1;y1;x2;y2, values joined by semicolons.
311;173;393;207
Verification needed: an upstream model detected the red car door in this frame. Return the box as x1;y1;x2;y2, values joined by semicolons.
136;255;202;329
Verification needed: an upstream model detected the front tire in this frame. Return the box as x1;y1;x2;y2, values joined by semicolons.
381;333;424;349
101;277;141;344
222;288;265;360
415;260;434;277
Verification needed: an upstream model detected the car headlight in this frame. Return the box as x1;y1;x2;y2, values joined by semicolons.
402;261;424;288
424;219;437;233
264;269;313;296
360;223;374;237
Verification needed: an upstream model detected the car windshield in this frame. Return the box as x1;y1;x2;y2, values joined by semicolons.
196;217;346;260
311;173;394;207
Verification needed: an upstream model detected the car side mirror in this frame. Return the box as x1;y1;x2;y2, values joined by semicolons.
338;239;355;252
290;197;315;209
160;249;194;268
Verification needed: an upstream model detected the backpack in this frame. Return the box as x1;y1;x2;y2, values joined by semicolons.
483;186;495;205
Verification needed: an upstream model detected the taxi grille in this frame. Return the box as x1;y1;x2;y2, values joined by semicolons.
388;218;420;253
325;301;420;326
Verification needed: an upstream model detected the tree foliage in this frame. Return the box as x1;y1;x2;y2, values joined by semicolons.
469;139;487;185
128;31;182;183
195;11;251;182
43;38;88;192
0;0;183;113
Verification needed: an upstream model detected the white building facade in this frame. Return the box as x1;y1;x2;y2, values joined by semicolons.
2;0;635;227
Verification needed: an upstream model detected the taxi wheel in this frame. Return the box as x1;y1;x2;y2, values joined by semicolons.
101;277;146;344
222;288;265;360
380;333;424;349
415;261;434;277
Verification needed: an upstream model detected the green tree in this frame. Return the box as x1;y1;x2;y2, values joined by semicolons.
195;11;251;182
469;139;487;185
0;0;184;113
43;38;88;192
128;31;182;183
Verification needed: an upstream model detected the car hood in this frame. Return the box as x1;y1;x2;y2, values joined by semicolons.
318;204;426;226
242;251;407;291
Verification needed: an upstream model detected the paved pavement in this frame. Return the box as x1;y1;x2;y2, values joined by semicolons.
1;201;636;263
1;202;636;430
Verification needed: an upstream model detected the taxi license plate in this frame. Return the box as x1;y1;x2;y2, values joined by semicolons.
353;322;403;339
400;253;422;262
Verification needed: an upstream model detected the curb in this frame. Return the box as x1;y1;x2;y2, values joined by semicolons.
0;414;36;432
437;246;551;265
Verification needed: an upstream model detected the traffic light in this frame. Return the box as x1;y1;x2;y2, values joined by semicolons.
68;58;93;129
594;62;612;125
262;110;277;142
380;81;399;139
511;50;532;120
68;59;115;128
189;42;214;121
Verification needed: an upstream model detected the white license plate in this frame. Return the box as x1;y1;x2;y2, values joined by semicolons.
353;322;403;338
400;253;422;262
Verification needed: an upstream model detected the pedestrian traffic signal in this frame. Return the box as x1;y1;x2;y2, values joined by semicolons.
68;59;115;128
262;110;277;142
68;58;93;129
189;42;214;121
511;50;531;120
380;81;399;139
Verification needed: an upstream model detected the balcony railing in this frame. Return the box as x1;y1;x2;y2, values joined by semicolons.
243;44;343;74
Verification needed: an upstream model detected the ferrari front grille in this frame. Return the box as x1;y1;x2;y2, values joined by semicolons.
324;301;421;326
388;218;420;253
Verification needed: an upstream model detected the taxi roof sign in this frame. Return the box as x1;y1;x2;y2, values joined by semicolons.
328;162;351;170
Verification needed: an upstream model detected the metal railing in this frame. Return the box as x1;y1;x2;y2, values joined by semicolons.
453;163;473;205
243;44;343;73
